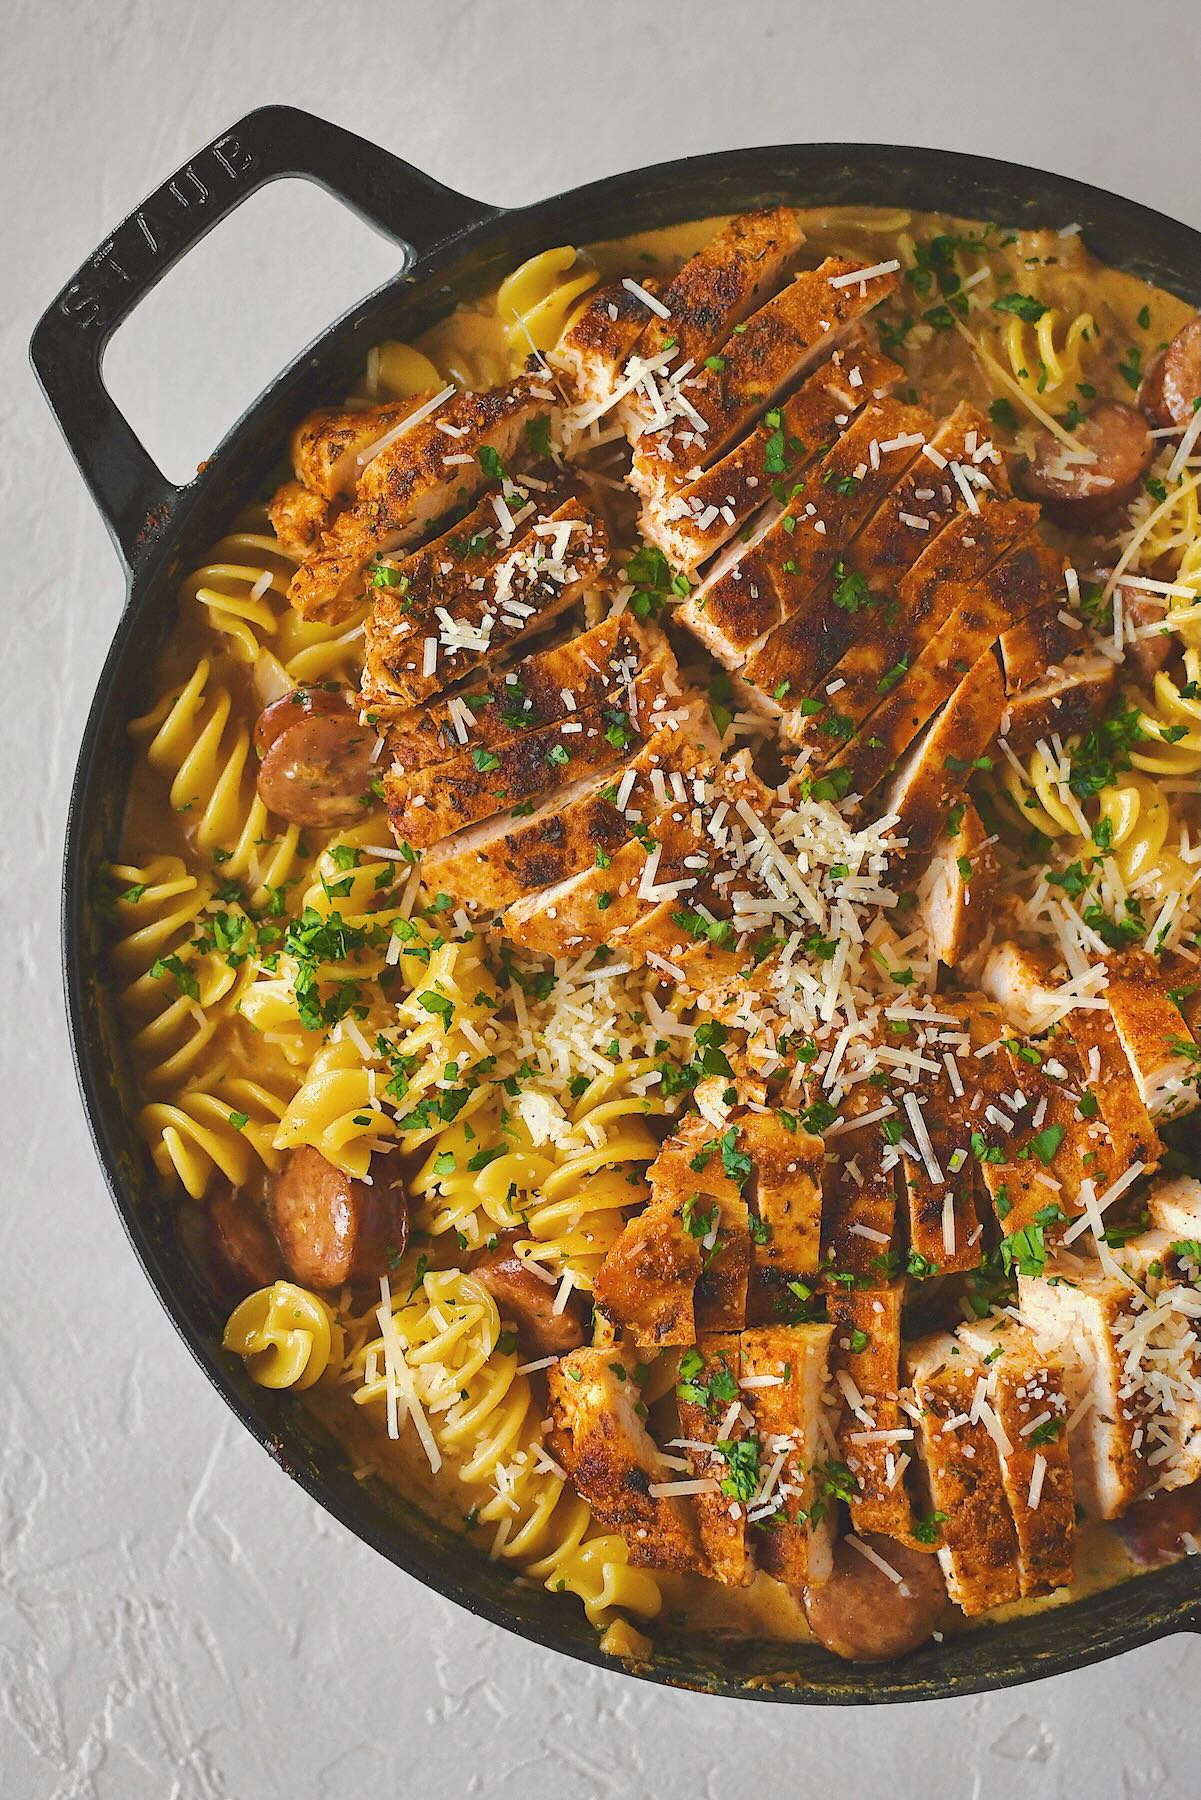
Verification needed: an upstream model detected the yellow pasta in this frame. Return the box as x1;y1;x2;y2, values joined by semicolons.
352;1267;660;1624
106;856;234;1090
138;1066;291;1198
224;1281;344;1389
179;515;295;665
1126;650;1201;777
368;339;443;399
1001;307;1095;400
129;659;303;905
496;246;599;363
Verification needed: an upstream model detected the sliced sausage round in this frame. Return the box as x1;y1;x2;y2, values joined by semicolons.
256;710;379;827
179;1186;283;1299
1113;1481;1200;1567
802;1533;947;1662
1017;401;1153;527
469;1230;587;1358
253;684;356;758
208;1189;284;1294
268;1146;407;1290
1140;317;1200;428
1118;581;1173;681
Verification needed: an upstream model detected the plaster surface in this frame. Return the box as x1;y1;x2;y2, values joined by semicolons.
4;3;1198;1793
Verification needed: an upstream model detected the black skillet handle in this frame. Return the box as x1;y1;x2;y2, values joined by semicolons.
29;103;497;572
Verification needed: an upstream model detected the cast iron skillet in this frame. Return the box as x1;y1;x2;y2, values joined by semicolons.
31;103;1201;1703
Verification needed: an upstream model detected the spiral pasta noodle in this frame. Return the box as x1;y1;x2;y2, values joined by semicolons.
224;1281;344;1389
352;1267;660;1624
496;247;599;365
138;1065;292;1199
1001;307;1096;400
128;659;304;905
106;856;235;1091
1126;650;1201;778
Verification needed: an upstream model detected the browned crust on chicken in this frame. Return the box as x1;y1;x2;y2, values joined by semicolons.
1000;652;1117;756
1100;948;1200;1124
635;207;805;371
879;651;1006;877
591;1190;702;1347
814;1082;901;1288
998;603;1081;691
363;496;610;714
681;398;932;669
677;1334;754;1585
1067;1006;1162;1176
289;379;547;622
823;540;1061;795
548;1350;706;1571
629;256;901;497
640;337;902;572
739;1110;825;1276
551;276;664;404
291;396;432;500
920;799;999;971
385;613;654;775
784;499;1039;754
849;402;1007;587
740;1323;836;1587
827;1287;915;1542
422;713;714;910
906;1347;1024;1615
268;480;338;562
385;639;680;850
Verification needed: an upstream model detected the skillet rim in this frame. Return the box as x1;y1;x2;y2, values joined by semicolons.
46;117;1201;1702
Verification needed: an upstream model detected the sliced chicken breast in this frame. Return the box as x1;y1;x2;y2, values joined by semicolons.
551;275;666;409
876;651;1005;874
548;1349;707;1571
743;405;1006;725
291;395;435;501
814;1080;901;1285
1102;949;1200;1124
820;540;1061;795
1146;1173;1201;1240
385;613;659;774
678;397;932;670
740;1108;825;1277
783;499;1039;755
998;603;1083;691
827;1286;915;1543
905;1335;1024;1614
362;496;610;713
1000;651;1118;756
918;798;999;972
289;378;549;622
740;1323;837;1588
676;1334;754;1585
422;706;715;909
627;206;805;377
385;634;681;851
1020;1262;1201;1518
268;480;337;561
626;256;901;501
639;336;901;573
955;1320;1076;1597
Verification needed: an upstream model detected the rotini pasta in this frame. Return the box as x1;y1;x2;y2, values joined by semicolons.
496;246;599;363
129;659;304;905
224;1280;344;1389
350;1267;660;1622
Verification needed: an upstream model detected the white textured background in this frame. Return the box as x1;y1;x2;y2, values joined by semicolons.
5;2;1200;1794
